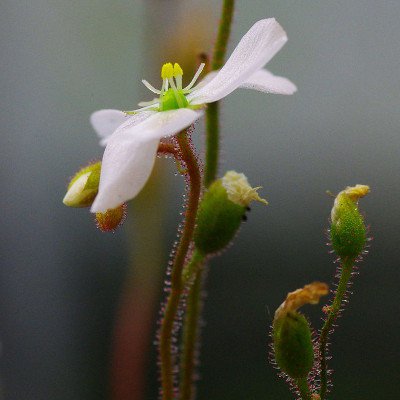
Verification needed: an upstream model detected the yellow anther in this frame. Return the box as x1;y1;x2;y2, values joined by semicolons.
173;63;183;77
161;63;174;79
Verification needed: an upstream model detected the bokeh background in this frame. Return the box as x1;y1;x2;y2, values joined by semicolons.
1;0;400;399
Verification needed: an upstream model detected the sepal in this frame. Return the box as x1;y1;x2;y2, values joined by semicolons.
63;162;101;208
194;171;267;255
95;204;127;232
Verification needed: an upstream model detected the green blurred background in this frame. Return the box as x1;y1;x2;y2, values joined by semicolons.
1;0;399;399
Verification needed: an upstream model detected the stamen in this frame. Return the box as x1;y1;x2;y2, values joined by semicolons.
183;63;205;91
161;63;174;79
142;79;161;94
173;63;183;77
175;75;183;90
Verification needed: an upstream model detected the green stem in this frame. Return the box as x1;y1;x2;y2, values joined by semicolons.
204;0;235;187
318;257;354;399
212;0;235;71
159;131;201;400
182;249;204;286
295;377;312;400
204;102;219;187
179;254;205;400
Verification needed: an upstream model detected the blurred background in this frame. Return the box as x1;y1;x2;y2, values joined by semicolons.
1;0;399;399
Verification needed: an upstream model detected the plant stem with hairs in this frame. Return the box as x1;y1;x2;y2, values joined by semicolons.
318;257;354;399
295;377;312;400
179;263;205;400
159;131;201;400
178;2;236;398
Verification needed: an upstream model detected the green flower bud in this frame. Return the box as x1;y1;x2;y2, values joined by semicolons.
330;185;370;259
273;282;328;379
63;162;101;207
194;171;267;255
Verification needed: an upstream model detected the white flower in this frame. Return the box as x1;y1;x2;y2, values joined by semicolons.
90;18;296;212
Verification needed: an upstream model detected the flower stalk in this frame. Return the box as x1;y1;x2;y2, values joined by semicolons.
318;257;354;399
159;130;201;400
179;263;205;400
295;377;313;400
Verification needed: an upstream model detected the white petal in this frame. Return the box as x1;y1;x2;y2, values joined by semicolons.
188;19;288;105
240;68;297;95
193;71;218;89
90;108;203;212
90;109;129;146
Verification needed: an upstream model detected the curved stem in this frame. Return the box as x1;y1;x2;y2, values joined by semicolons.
180;261;205;400
318;257;354;399
204;0;235;187
159;131;201;400
295;377;312;400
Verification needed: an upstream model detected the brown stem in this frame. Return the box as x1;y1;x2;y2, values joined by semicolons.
158;142;178;156
159;130;201;400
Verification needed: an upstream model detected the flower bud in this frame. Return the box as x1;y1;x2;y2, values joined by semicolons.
272;282;328;379
194;171;267;255
330;185;370;259
63;162;101;208
95;204;126;232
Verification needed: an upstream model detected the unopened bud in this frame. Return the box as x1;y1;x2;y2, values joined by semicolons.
63;162;101;207
273;282;328;379
330;184;370;259
194;171;267;255
95;204;127;232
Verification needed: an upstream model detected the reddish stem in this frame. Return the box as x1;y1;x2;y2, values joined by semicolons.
158;142;179;155
159;130;201;400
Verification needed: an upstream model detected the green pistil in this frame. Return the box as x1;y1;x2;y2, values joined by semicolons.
160;88;189;111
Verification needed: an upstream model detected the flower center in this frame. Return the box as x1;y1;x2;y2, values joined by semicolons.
158;62;187;110
131;62;206;114
160;88;189;111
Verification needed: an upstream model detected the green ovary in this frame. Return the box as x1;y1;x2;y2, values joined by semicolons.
160;88;189;111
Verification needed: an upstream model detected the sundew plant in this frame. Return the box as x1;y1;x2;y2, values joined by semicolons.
63;1;371;399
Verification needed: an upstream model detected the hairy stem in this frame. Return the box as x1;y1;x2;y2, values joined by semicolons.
295;377;312;400
159;131;201;400
318;257;354;399
181;249;205;286
204;0;235;187
158;142;178;156
179;258;205;400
